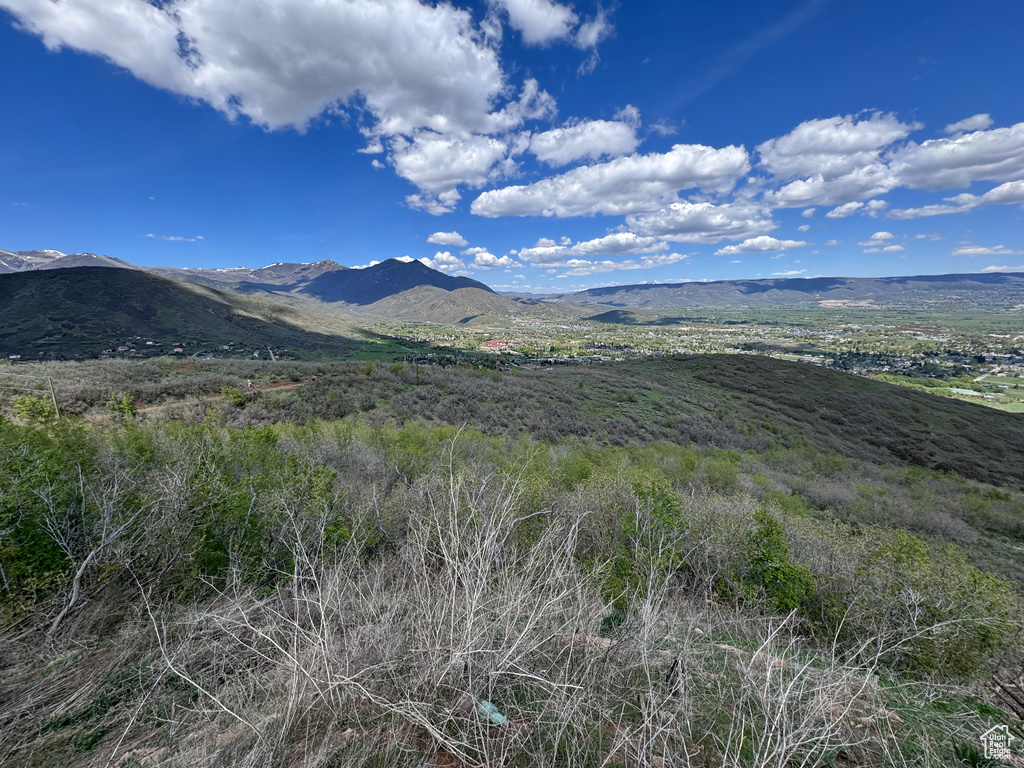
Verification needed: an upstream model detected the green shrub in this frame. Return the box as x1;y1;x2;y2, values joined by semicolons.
743;510;816;612
703;456;739;493
106;392;136;417
221;385;246;407
13;395;55;424
761;489;809;517
835;529;1020;678
558;451;592;489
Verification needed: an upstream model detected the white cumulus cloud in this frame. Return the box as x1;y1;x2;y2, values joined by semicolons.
758;116;1024;213
890;123;1024;190
758;112;916;180
765;163;898;208
574;8;612;49
0;0;505;133
714;235;807;256
952;245;1021;257
826;201;864;218
470;251;520;269
529;117;639;166
518;232;668;263
759;113;918;209
555;252;689;276
626;200;775;244
864;199;888;217
824;198;886;219
0;0;571;211
944;114;993;135
145;233;204;242
487;0;610;50
858;231;898;249
420;250;467;273
392;132;509;213
471;142;750;217
488;0;577;45
889;179;1024;219
427;231;469;247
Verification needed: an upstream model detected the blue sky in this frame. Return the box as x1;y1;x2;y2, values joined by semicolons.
2;0;1023;293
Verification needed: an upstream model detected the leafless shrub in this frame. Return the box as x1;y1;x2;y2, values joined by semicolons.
139;455;893;768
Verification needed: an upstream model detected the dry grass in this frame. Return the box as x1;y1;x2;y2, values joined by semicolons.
104;461;893;768
1;423;1017;767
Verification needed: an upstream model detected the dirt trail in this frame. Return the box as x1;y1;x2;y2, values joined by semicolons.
137;381;304;413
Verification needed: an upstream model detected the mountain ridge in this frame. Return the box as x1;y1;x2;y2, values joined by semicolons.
5;247;1024;312
557;271;1024;310
0;267;376;359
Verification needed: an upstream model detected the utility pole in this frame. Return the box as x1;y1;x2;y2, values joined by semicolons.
47;377;61;419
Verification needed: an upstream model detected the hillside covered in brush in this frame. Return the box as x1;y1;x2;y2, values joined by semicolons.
1;354;1023;767
0;267;379;359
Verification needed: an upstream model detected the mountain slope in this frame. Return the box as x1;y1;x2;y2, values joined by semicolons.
149;257;496;309
562;272;1024;310
634;354;1024;487
147;259;348;287
357;285;530;324
296;258;493;304
0;249;138;273
0;267;374;359
37;253;138;271
584;308;658;324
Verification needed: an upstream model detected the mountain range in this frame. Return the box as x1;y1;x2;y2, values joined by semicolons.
0;267;383;359
0;248;570;326
6;247;1024;313
2;248;493;301
0;249;137;273
150;255;493;304
2;247;1024;360
0;249;588;358
558;272;1024;310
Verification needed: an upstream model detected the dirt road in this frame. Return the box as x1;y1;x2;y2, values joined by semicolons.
137;380;304;413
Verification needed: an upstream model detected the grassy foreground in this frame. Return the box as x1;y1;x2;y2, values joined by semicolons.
1;356;1023;767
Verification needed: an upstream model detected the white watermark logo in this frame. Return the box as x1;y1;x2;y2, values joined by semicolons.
982;724;1016;761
